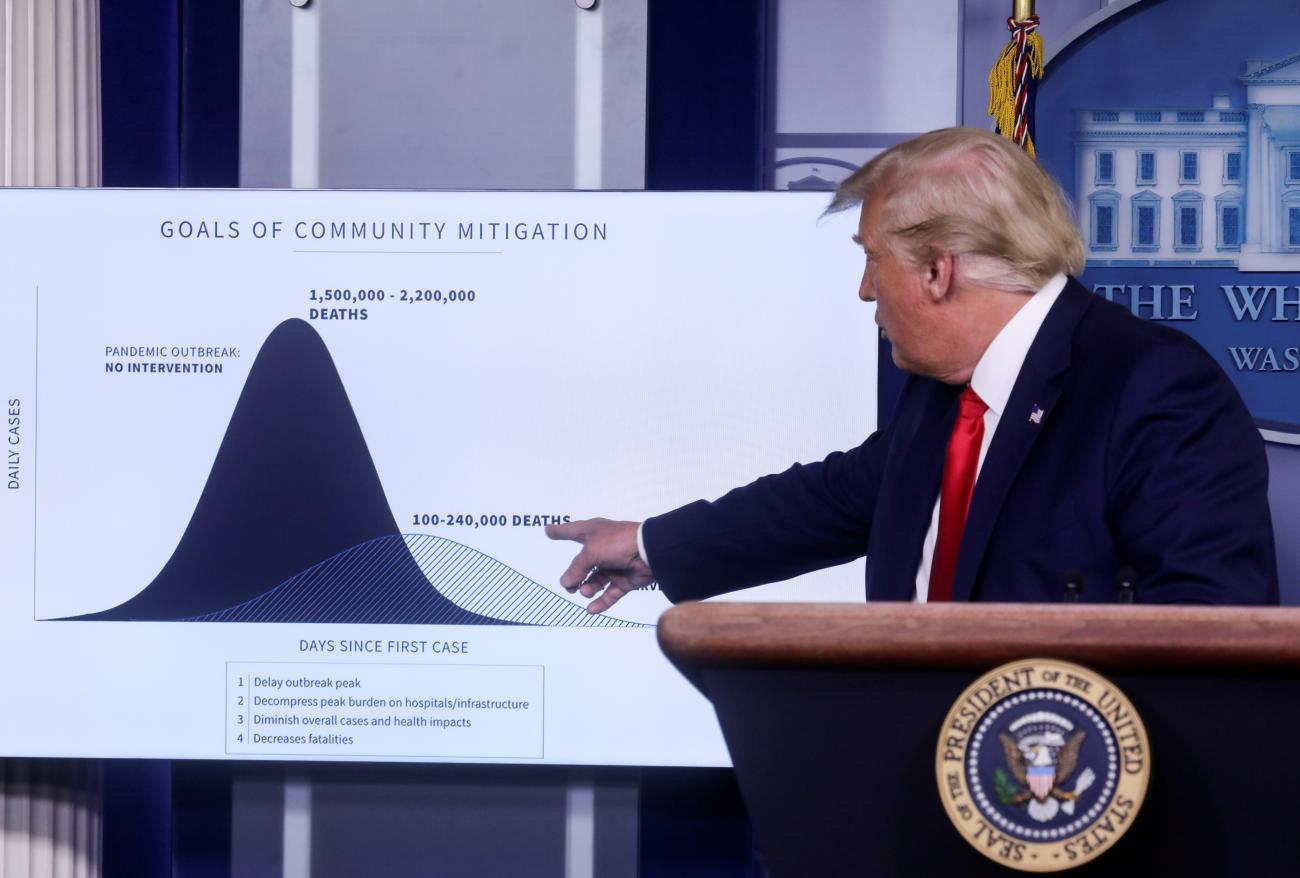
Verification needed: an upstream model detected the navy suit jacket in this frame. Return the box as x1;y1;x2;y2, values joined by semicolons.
644;279;1278;605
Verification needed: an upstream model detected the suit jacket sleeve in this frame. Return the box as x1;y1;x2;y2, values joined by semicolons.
1106;335;1276;604
642;430;887;603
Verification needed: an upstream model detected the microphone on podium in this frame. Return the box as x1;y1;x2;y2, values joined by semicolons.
1062;568;1084;603
1115;566;1137;604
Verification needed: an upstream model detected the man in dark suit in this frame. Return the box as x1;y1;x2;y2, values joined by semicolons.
547;127;1278;610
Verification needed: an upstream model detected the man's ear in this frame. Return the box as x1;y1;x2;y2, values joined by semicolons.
921;251;955;304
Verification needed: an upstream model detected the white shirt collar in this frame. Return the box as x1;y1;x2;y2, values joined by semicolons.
969;273;1067;417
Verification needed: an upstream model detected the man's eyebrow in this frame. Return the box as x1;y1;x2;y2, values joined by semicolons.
851;233;864;247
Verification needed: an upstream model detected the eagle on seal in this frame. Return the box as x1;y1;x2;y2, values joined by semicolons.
1000;729;1089;820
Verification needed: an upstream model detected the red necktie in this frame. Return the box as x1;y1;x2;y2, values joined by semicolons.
928;386;988;602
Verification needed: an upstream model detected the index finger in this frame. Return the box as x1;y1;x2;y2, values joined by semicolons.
545;519;595;543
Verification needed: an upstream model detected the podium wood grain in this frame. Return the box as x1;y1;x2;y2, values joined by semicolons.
658;602;1300;673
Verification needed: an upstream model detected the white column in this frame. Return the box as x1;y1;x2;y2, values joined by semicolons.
1;2;103;874
573;1;604;190
0;0;100;185
1261;120;1275;252
282;776;312;878
564;779;596;878
289;0;320;189
1244;105;1265;256
1074;137;1089;239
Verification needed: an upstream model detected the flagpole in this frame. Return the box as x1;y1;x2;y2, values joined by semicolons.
1013;0;1035;23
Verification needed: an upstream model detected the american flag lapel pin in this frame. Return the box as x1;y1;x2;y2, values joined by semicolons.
1029;405;1045;425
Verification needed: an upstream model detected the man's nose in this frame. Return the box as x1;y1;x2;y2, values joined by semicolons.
858;266;875;302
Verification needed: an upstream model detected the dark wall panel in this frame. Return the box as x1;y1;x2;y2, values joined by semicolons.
100;0;240;187
640;768;765;878
180;0;242;187
102;760;171;878
646;0;768;190
172;762;234;878
101;0;180;186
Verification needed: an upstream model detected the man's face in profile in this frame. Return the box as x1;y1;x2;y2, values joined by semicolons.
855;198;937;378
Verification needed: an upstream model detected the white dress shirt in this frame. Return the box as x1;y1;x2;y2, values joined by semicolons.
913;273;1066;601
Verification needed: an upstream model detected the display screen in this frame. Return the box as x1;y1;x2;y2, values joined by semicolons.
0;189;876;765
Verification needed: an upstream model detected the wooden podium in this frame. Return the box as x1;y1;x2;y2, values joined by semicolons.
658;603;1300;875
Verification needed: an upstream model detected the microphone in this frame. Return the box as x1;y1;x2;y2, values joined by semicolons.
1115;566;1137;604
1062;568;1084;603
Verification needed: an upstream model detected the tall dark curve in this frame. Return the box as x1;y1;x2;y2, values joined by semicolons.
70;319;505;624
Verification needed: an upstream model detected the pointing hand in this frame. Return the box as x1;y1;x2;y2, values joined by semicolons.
546;518;655;614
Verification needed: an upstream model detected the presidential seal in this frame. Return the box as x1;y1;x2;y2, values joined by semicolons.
935;659;1150;872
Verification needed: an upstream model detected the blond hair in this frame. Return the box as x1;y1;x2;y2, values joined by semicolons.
828;127;1084;292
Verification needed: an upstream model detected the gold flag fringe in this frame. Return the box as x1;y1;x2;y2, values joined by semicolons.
988;30;1044;157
